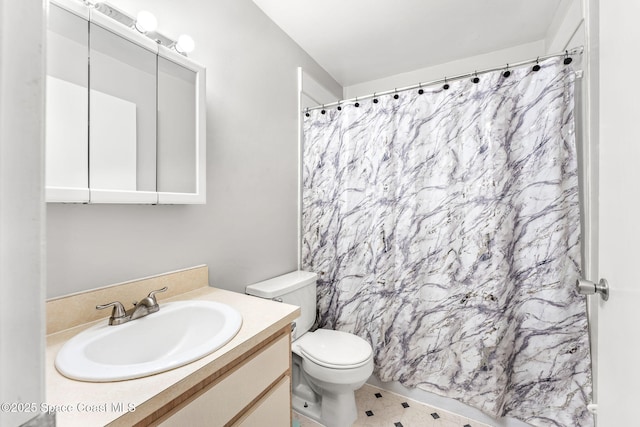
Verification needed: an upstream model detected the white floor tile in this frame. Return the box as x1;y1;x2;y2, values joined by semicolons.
293;384;493;427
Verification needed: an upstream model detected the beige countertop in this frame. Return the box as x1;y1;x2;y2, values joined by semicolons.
46;285;299;426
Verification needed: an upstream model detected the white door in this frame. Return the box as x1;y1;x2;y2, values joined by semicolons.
595;0;640;425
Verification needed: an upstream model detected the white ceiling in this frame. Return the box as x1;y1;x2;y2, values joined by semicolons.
252;0;567;87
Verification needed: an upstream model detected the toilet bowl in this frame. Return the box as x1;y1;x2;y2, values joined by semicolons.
246;271;373;427
293;329;373;426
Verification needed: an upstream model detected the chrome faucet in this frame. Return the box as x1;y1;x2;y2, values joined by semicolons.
96;287;168;325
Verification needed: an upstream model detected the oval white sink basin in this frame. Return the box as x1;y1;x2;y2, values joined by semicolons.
55;300;242;382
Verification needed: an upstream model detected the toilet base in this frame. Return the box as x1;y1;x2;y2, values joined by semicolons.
292;389;359;427
292;393;322;423
292;354;360;427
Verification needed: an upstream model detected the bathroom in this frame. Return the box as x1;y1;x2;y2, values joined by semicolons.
1;0;638;426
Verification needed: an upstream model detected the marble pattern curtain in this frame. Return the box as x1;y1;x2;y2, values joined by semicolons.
302;58;592;427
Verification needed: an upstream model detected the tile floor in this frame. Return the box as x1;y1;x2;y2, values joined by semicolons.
292;384;493;427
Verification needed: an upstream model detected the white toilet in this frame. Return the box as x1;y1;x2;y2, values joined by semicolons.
246;271;373;427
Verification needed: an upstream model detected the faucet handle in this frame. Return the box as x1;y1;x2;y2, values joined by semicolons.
96;301;126;319
147;286;168;304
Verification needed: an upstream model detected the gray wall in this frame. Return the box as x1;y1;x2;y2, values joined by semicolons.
47;0;341;298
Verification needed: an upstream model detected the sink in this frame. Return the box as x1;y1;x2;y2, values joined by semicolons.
55;300;242;382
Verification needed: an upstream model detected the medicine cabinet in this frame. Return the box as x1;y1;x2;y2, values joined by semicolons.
46;0;206;204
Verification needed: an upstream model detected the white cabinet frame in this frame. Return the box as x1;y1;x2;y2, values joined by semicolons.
46;0;206;205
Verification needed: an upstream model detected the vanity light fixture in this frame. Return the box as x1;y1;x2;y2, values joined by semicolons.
134;10;158;34
93;3;195;57
174;34;195;54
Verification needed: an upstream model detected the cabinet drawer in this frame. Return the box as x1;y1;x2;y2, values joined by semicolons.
232;376;291;427
160;334;289;427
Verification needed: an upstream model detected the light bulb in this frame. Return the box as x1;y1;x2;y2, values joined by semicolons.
134;10;157;33
175;34;195;54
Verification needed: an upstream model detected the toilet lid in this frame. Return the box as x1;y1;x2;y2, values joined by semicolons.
297;329;372;369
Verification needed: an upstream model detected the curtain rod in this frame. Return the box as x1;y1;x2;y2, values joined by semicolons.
306;46;584;112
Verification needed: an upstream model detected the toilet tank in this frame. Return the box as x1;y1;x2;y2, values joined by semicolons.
245;271;317;339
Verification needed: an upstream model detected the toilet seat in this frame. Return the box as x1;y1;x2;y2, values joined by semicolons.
296;329;373;369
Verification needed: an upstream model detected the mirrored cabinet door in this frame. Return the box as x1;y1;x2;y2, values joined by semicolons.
46;2;90;202
156;50;206;204
157;56;196;194
89;22;158;203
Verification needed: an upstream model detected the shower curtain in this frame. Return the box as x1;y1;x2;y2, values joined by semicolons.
301;57;592;427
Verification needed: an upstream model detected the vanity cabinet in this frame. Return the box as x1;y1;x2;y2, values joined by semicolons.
45;269;300;427
158;331;292;427
46;0;206;204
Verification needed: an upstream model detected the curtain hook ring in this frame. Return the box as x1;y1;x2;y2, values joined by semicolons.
354;97;360;108
443;77;449;90
393;89;399;100
472;71;480;84
503;63;511;78
320;104;326;114
418;82;424;95
533;57;541;71
564;50;573;65
304;107;310;117
337;100;342;111
373;92;379;104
